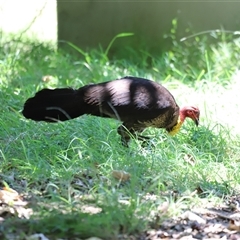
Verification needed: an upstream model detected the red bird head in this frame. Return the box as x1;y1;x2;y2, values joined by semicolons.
180;106;200;126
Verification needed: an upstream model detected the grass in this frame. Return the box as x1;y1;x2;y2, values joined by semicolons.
1;31;240;239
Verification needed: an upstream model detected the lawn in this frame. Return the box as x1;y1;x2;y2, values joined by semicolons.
1;30;240;239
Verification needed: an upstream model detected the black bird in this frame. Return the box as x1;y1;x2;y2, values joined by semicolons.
22;76;200;145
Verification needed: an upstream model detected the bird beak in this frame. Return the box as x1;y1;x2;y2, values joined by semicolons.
194;118;199;126
191;111;199;126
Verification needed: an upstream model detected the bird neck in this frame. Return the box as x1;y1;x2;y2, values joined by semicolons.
179;109;187;123
168;111;186;136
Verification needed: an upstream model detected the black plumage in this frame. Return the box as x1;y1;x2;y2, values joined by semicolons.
23;76;198;145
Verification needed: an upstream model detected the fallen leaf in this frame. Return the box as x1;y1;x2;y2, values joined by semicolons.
112;170;131;182
118;199;130;205
204;223;225;234
85;238;103;240
0;187;32;219
26;233;49;240
0;187;21;203
42;75;54;82
228;219;240;231
157;201;169;214
81;205;102;214
181;210;206;224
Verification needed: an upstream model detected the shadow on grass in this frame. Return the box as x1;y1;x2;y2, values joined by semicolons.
0;204;146;239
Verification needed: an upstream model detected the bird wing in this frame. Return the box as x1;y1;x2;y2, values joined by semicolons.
82;77;179;128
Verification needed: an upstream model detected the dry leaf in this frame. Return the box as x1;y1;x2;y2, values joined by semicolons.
0;187;21;203
0;187;32;219
112;170;130;181
42;75;54;82
157;201;169;214
181;210;206;224
228;219;240;231
85;238;104;240
26;233;49;240
118;199;130;205
81;205;102;214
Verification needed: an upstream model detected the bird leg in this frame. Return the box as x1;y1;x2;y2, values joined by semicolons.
117;125;132;147
117;124;148;147
137;135;150;140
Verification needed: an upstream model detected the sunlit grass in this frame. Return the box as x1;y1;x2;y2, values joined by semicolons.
0;33;240;238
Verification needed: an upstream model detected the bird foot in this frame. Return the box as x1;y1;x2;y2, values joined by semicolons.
137;135;155;148
136;135;150;141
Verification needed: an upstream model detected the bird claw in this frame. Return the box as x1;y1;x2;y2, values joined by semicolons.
137;135;150;141
137;135;156;148
121;138;130;147
120;134;153;148
118;125;151;147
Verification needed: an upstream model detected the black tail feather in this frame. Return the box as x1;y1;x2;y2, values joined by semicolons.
22;88;86;122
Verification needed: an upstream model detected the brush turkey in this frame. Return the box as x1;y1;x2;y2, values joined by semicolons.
22;76;200;146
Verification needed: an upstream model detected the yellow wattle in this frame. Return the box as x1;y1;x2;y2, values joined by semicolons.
168;117;183;136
